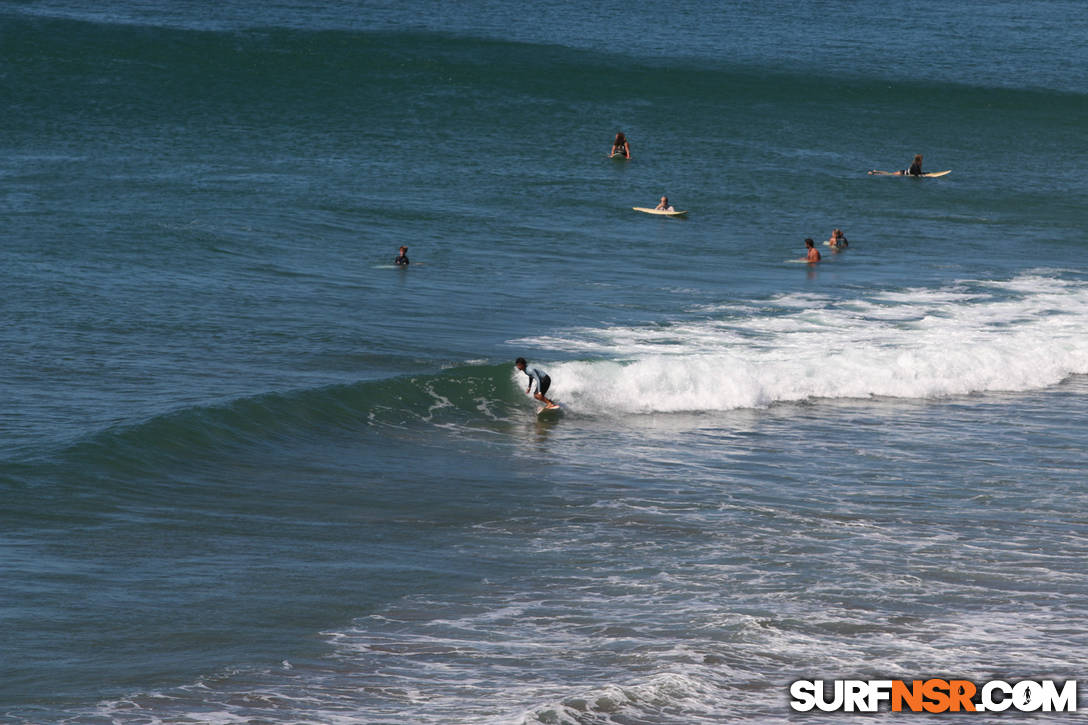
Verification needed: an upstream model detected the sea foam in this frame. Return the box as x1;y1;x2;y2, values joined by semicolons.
522;274;1088;415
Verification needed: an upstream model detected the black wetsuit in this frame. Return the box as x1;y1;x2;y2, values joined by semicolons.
394;254;409;266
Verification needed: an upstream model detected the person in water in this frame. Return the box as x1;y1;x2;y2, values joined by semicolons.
805;238;821;263
880;154;924;176
655;195;674;211
610;131;631;159
828;228;848;249
394;245;409;266
515;357;558;409
867;153;925;176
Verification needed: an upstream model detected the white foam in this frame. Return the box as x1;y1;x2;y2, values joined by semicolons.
420;381;454;422
516;672;720;725
518;274;1088;415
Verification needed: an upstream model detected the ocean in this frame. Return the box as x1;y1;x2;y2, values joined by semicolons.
3;1;1087;722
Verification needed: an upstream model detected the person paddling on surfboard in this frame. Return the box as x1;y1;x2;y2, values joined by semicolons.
515;357;558;409
394;245;409;266
610;131;631;159
655;196;674;212
805;238;821;263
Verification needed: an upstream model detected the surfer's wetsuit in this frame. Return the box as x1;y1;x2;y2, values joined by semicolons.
611;135;629;158
394;254;409;265
906;160;923;176
524;367;551;395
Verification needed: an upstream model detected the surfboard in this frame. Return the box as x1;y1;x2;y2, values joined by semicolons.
633;207;688;217
537;404;563;417
867;169;951;178
609;152;629;160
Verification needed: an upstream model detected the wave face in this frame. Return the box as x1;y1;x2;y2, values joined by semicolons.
18;272;1087;483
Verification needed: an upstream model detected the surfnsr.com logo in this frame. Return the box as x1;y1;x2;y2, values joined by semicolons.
789;679;1077;713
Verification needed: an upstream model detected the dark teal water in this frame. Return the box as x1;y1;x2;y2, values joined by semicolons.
3;2;1087;722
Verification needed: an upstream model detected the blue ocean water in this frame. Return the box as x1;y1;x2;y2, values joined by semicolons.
2;1;1087;722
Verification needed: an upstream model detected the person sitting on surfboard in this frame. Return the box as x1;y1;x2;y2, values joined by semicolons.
868;153;929;176
655;196;674;212
805;238;821;263
394;245;409;266
515;357;558;409
905;154;924;176
610;131;631;159
828;228;848;249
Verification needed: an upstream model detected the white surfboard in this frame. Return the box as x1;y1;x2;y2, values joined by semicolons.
867;169;951;178
537;404;563;417
633;207;688;217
